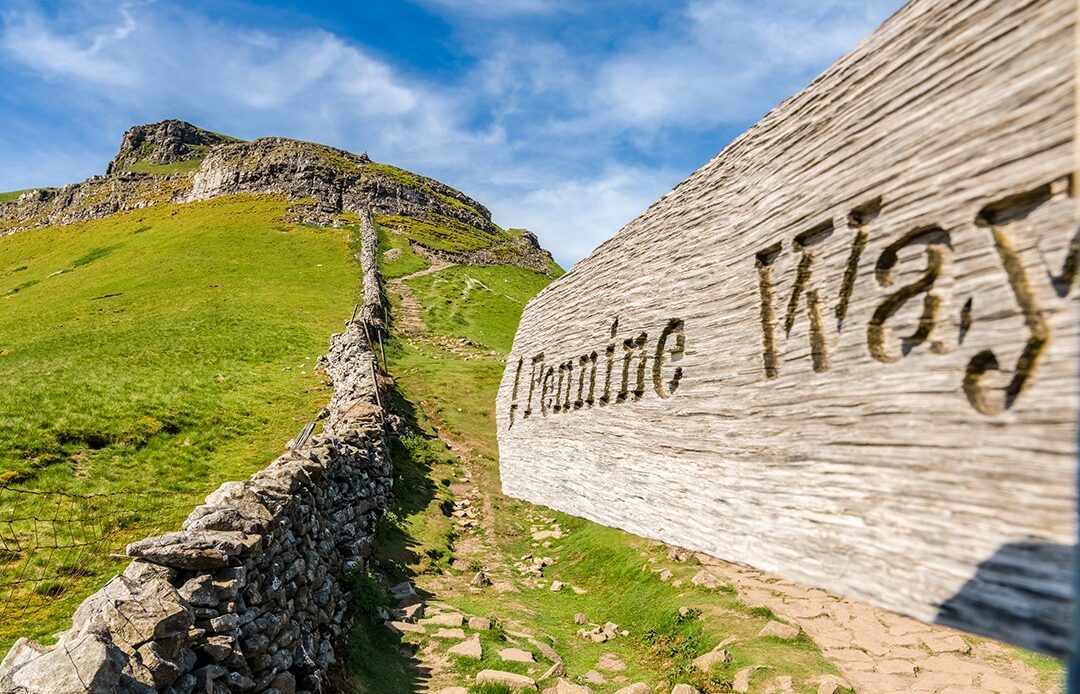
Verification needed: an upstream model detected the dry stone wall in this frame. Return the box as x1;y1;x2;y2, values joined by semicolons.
0;220;393;693
496;0;1078;657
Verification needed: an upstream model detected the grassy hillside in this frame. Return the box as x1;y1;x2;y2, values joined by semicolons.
0;194;358;647
0;190;29;204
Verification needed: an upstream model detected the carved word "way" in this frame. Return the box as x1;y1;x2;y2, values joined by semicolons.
755;175;1078;415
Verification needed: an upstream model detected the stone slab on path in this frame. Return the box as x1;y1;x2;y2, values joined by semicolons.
695;553;1047;694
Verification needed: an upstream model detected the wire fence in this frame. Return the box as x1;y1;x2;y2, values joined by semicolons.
0;485;191;629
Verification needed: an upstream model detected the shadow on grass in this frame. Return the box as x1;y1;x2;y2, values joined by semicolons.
344;372;456;694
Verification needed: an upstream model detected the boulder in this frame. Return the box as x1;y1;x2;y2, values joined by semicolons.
542;679;593;694
468;616;492;630
758;621;800;640
3;634;126;694
475;669;538;690
499;647;535;663
447;636;483;660
126;531;258;570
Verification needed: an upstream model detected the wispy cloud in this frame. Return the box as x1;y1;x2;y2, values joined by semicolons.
0;0;902;267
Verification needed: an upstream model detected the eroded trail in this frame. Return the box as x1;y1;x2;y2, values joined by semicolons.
386;256;451;340
366;244;1059;694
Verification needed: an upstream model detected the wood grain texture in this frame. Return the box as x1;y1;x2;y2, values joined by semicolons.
496;0;1078;657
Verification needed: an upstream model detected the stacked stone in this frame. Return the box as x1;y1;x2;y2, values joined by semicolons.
356;208;384;330
0;321;392;694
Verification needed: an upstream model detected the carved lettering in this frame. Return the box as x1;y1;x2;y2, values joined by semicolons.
866;226;951;363
653;319;685;399
963;181;1064;415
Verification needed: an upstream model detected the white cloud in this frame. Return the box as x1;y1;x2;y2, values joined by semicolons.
1;5;139;86
483;167;682;268
595;0;899;129
0;0;903;266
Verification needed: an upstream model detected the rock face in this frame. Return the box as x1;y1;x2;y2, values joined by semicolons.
496;0;1077;658
107;120;238;173
187;136;496;234
0;226;393;692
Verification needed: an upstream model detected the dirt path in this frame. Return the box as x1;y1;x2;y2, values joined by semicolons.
386;258;452;340
377;253;1058;694
694;555;1051;694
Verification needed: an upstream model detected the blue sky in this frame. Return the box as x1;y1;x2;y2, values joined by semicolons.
0;0;903;267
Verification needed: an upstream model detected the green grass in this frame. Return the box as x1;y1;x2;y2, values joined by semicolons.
376;214;499;254
352;233;843;693
376;222;429;280
0;190;31;204
0;194;359;648
1013;647;1065;691
365;162;477;215
407;265;553;352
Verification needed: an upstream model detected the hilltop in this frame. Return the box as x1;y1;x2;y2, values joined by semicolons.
0;120;557;275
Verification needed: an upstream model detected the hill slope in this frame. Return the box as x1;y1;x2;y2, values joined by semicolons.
0;120;559;651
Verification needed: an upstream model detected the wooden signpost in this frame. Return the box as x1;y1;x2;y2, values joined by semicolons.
496;0;1078;657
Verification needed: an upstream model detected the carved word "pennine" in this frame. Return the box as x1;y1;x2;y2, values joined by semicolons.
506;317;686;428
755;175;1078;415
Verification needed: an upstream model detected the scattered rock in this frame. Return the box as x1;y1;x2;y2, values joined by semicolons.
614;684;651;694
583;669;607;684
671;685;700;694
471;571;492;587
539;662;565;681
494;581;520;594
690;570;727;590
421;613;465;627
550;581;564;592
659;569;673;582
475;669;538;690
692;645;733;673
758;621;800;640
448;636;483;660
811;674;852;694
433;628;467;639
733;666;765;693
392;603;425;623
596;653;627;672
573;613;588;625
541;678;593;694
667;547;692;562
385;621;425;635
468;616;492;630
499;647;536;663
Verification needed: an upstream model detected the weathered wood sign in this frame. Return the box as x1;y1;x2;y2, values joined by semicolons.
496;0;1078;657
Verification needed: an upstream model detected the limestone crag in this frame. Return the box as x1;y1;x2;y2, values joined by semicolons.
0;173;193;238
1;121;500;251
0;316;392;693
107;120;239;174
406;234;555;275
187;137;496;234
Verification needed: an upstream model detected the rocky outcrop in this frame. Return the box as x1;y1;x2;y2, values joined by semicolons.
0;315;392;693
187;137;497;234
407;234;555;275
107;120;239;174
0;173;193;238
